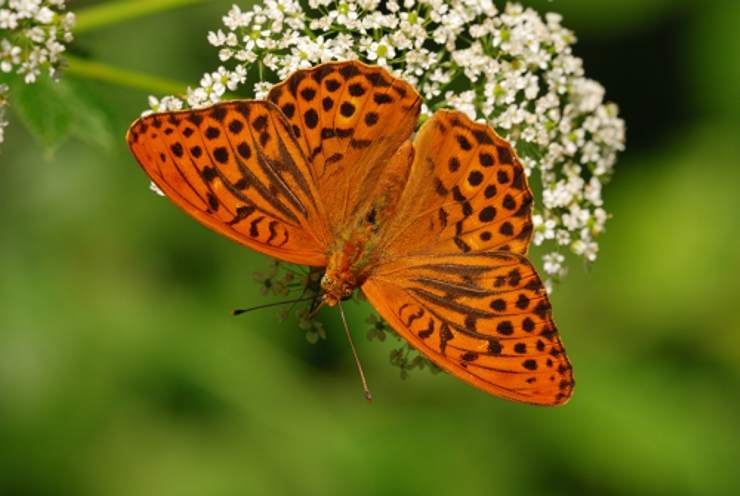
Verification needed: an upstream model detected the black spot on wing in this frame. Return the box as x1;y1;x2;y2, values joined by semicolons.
339;64;362;80
497;145;513;165
252;115;268;132
205;127;220;140
348;83;366;97
472;129;494;145
456;135;472;151
187;112;204;126
300;87;316;102
281;103;295;118
325;79;341;92
210;105;228;122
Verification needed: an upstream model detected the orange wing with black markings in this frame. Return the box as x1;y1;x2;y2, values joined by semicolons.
127;100;330;266
362;109;574;405
363;252;574;406
266;61;422;235
378;110;534;258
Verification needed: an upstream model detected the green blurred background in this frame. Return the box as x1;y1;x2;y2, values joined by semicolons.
2;0;740;494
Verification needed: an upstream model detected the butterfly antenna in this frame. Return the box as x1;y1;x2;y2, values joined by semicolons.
338;301;372;403
231;296;318;316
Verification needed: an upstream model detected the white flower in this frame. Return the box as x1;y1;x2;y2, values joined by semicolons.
446;90;476;120
186;86;209;107
572;236;598;262
11;0;40;19
584;176;603;206
589;207;608;236
148;95;182;112
223;4;253;29
532;214;557;246
34;5;53;23
149;182;166;197
365;36;395;66
20;62;40;83
543;252;565;275
254;81;273;99
330;2;358;27
1;40;21;72
556;229;570;245
0;9;19;29
208;29;227;47
570;78;605;114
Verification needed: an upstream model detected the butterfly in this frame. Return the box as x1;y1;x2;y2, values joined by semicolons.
127;61;575;406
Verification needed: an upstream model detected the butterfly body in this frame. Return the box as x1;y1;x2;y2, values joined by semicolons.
322;214;377;306
127;60;575;405
323;149;413;306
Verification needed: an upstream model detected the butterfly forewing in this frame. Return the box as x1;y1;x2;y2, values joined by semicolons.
127;101;330;266
363;252;574;406
266;61;422;233
380;110;534;258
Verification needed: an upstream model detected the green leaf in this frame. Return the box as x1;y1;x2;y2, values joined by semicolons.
10;75;115;152
11;75;75;150
66;81;116;151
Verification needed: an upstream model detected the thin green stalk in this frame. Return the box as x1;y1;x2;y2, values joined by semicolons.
65;55;243;100
65;54;190;96
73;0;217;34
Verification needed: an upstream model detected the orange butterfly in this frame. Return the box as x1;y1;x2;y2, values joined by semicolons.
127;61;574;406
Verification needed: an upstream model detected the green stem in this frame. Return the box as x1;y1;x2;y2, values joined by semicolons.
65;54;190;96
73;0;216;34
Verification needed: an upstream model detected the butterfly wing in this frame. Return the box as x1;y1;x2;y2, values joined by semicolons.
266;61;422;234
363;252;574;405
364;109;573;405
378;109;534;258
127;100;330;266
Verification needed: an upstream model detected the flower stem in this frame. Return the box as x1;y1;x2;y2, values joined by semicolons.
65;55;190;96
73;0;216;34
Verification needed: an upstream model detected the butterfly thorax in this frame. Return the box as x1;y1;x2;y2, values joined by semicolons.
321;213;379;307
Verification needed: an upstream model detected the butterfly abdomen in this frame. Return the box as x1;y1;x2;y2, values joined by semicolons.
321;215;382;305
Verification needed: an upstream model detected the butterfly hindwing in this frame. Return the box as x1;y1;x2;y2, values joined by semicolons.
127;100;330;266
363;251;574;406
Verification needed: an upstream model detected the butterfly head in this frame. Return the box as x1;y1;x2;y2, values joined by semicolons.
320;272;356;307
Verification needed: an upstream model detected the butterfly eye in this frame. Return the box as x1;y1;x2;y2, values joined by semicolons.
321;274;333;287
342;288;353;299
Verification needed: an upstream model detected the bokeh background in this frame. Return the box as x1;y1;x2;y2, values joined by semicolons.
2;0;740;494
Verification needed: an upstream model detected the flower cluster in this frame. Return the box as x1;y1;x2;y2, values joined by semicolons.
151;0;624;291
0;0;75;145
366;314;442;379
252;261;329;343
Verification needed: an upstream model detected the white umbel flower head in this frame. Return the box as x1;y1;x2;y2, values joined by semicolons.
144;0;624;284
